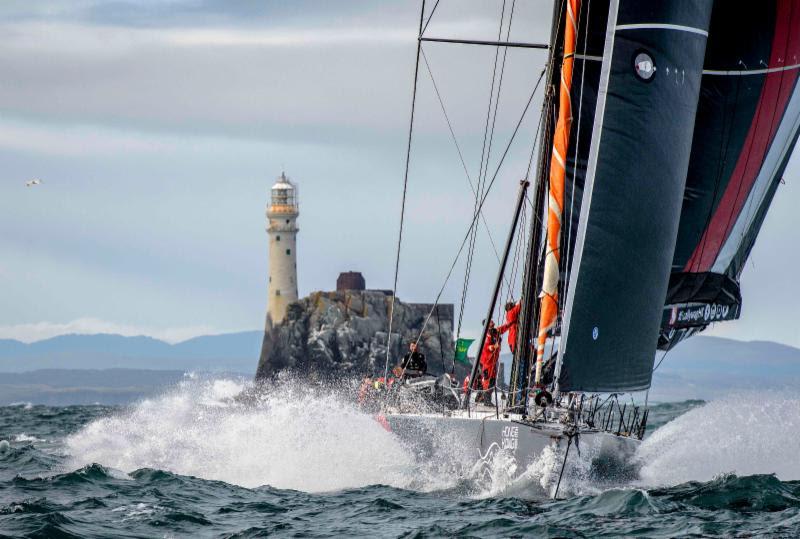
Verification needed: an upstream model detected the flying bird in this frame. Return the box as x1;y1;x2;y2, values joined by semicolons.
25;179;41;187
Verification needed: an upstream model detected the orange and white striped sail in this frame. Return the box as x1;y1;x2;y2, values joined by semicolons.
534;0;580;386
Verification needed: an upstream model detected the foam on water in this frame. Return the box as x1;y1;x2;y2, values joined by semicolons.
65;376;439;492
64;376;800;496
637;393;800;486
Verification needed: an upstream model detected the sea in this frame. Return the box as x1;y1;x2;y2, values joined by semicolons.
1;376;800;538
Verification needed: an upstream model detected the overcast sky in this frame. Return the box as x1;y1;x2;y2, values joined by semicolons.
1;0;799;349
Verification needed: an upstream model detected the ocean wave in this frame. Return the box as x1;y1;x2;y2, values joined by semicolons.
636;393;800;485
64;377;442;492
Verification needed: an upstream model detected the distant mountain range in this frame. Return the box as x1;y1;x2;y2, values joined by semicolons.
495;336;800;401
0;369;189;405
649;336;800;400
1;332;799;404
0;331;263;373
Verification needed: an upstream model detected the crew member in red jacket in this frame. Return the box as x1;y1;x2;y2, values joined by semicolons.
499;300;521;354
477;322;501;403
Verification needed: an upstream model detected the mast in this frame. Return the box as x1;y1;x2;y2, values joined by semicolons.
508;142;548;408
463;180;530;408
508;0;564;411
533;0;581;388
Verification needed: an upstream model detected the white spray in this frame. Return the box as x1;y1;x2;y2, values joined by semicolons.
65;376;431;492
636;393;800;486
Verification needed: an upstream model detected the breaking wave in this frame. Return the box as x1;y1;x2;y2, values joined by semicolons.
636;394;800;486
63;375;800;498
65;376;456;492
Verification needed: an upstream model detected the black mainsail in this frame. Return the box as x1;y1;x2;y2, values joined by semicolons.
554;1;714;393
510;0;800;397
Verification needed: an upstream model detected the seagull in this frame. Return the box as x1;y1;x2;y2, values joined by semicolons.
25;179;41;187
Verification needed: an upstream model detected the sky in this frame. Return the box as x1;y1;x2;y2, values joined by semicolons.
0;1;799;349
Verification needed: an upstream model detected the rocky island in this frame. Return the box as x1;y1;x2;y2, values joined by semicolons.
256;273;456;380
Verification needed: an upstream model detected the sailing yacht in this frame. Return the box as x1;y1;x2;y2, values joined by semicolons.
373;0;800;495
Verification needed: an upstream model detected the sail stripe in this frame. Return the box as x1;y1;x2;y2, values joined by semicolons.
711;75;800;273
534;0;581;386
683;0;800;273
556;0;620;391
552;147;566;169
576;56;800;79
615;23;709;37
704;62;800;76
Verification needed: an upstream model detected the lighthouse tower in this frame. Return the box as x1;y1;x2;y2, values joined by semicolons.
266;172;299;326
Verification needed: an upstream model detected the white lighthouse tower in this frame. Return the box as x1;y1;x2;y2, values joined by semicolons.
265;172;299;326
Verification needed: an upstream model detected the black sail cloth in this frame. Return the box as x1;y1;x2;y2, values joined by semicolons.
557;1;800;354
556;0;714;393
660;0;800;349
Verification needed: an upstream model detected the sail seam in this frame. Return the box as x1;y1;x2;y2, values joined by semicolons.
575;57;800;77
703;63;800;76
615;23;708;37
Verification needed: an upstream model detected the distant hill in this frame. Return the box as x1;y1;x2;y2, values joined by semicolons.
0;369;189;405
496;336;800;401
2;333;800;403
649;336;800;400
0;331;263;373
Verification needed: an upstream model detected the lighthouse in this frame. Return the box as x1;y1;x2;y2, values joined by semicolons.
265;172;299;326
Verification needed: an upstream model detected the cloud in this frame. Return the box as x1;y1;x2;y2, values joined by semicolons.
0;120;172;156
0;317;227;344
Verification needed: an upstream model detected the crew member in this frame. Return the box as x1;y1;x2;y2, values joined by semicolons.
397;341;427;378
499;300;521;353
477;322;500;403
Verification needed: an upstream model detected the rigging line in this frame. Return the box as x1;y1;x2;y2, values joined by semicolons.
481;0;518;195
420;48;506;267
435;305;447;374
413;69;546;346
521;73;549;214
480;0;518;294
652;347;673;373
553;431;574;499
473;0;517;291
507;205;526;298
473;0;520;316
456;0;508;342
419;37;549;49
507;201;527;300
421;0;442;37
472;0;510;243
383;0;428;383
561;0;591;307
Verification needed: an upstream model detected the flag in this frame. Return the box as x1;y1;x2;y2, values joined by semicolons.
454;338;475;364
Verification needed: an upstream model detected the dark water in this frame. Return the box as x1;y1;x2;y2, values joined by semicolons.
1;380;799;538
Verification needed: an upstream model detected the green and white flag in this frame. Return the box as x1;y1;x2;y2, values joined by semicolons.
454;338;475;365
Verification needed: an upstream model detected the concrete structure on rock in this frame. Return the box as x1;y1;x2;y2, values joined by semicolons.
336;271;366;291
265;172;299;327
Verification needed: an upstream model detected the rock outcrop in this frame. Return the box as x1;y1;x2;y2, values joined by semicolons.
255;290;456;380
